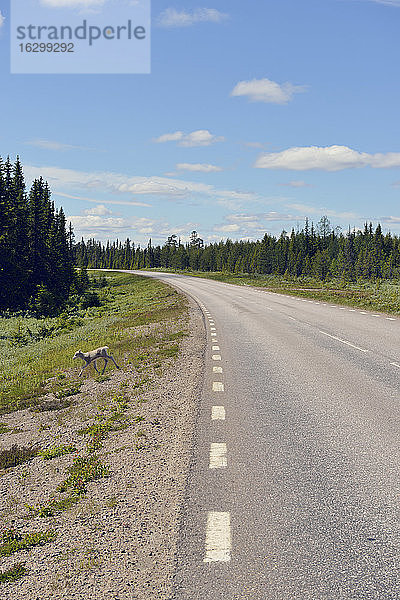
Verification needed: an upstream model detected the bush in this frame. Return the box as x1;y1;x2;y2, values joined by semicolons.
0;444;38;469
29;285;63;318
0;562;27;584
0;529;56;557
31;398;73;412
80;291;100;309
39;444;76;460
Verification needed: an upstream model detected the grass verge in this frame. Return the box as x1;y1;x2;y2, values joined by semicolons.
0;270;189;587
0;272;186;414
142;268;400;315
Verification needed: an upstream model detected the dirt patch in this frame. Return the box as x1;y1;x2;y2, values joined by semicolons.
0;298;205;599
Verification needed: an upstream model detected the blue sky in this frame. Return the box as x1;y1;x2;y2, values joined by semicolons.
1;0;400;244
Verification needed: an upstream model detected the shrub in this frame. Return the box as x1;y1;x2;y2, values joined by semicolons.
57;455;109;495
0;562;27;584
0;445;38;470
32;398;73;412
39;444;77;460
80;291;100;309
0;529;56;557
29;285;63;318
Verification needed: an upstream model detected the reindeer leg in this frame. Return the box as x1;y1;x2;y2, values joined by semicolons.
92;359;100;374
109;354;120;369
79;361;90;377
102;358;108;375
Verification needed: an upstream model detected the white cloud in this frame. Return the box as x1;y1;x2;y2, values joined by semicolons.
369;0;400;5
26;139;87;151
40;0;106;7
255;145;400;171
83;204;112;216
214;224;240;233
157;7;228;28
68;214;128;233
231;78;306;104
176;163;222;173
227;211;297;224
67;208;204;244
212;211;299;240
154;129;225;147
279;180;313;188
55;191;151;207
286;202;358;220
263;211;296;221
0;10;5;29
380;216;400;224
24;164;256;204
155;131;184;143
227;214;260;223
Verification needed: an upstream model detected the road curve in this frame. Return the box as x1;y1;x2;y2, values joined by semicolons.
131;271;400;599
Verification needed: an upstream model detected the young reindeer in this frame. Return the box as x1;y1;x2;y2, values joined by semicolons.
73;346;120;377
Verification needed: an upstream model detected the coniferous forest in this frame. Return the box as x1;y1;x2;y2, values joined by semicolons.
0;156;75;314
3;156;400;320
75;220;400;282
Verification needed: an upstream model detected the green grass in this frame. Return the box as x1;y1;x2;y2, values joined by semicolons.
29;395;130;518
0;273;186;414
0;529;56;557
39;444;77;460
143;268;400;315
56;455;110;494
0;562;27;584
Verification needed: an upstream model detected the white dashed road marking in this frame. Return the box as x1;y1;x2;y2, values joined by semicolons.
211;333;217;336
390;362;400;369
209;443;227;469
211;327;216;331
203;512;231;563
212;382;224;392
319;330;368;353
212;355;222;361
211;406;226;420
213;366;223;373
212;345;220;351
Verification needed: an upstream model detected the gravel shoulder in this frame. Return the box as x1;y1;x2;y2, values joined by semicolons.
0;296;205;599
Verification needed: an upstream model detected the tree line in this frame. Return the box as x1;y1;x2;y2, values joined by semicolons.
0;156;75;313
3;153;400;318
75;219;400;281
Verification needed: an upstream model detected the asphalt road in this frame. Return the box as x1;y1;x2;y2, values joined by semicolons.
132;271;400;599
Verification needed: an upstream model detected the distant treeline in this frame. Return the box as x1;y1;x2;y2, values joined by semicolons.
75;219;400;281
0;156;74;312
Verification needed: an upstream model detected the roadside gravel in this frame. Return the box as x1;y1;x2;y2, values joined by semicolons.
0;296;205;599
